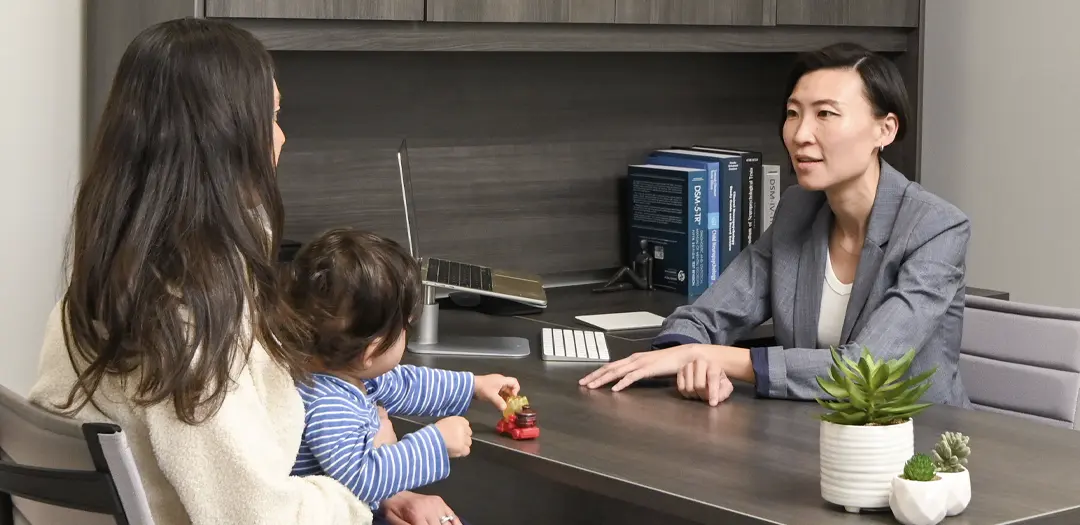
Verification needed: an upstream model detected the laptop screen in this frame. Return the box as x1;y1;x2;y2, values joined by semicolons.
396;139;421;260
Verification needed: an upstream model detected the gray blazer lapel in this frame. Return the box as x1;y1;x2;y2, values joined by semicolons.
841;243;883;343
839;161;911;343
794;204;831;348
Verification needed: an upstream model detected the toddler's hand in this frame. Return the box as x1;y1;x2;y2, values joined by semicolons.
434;416;472;458
474;374;520;411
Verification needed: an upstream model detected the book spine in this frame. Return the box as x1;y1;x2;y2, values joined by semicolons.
761;164;781;232
707;164;720;285
743;153;763;244
688;173;708;297
720;159;742;272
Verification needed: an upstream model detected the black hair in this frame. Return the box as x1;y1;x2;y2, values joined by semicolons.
781;42;910;141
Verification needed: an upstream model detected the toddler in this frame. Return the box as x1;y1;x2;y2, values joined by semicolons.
285;227;519;524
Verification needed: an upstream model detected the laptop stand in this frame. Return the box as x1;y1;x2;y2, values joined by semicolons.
407;284;531;357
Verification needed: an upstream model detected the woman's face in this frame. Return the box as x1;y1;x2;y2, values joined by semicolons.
272;81;285;167
782;68;897;191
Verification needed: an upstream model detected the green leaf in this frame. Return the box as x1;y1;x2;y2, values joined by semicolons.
821;410;868;425
878;402;934;416
870;362;890;392
845;375;869;410
885;350;917;384
830;347;847;373
819;400;854;411
858;356;874;385
829;366;847;389
815;377;849;399
879;366;938;395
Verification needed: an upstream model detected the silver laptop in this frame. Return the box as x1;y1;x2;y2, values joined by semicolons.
396;139;548;308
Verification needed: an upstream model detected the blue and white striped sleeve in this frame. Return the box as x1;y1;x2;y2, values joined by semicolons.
303;393;450;504
366;365;474;417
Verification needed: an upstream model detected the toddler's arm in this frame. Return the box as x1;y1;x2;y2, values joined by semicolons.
366;365;473;417
304;394;450;504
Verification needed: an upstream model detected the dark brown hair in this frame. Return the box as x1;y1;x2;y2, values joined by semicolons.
782;42;911;142
284;228;423;370
58;18;311;424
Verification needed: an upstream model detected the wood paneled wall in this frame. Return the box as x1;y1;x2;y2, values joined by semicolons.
272;51;809;276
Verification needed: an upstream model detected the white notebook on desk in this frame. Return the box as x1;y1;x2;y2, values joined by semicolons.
574;311;666;332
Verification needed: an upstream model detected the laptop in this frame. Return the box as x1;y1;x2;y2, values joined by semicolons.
396;139;548;308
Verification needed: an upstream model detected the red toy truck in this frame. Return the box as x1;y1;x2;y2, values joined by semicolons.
496;394;540;440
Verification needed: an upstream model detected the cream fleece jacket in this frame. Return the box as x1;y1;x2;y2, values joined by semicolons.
27;301;373;525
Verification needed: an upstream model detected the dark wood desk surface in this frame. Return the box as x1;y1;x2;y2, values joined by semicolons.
399;284;1077;525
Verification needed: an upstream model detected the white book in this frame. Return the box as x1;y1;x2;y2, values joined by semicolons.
761;164;781;232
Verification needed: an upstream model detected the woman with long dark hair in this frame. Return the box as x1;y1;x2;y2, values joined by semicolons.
28;18;373;524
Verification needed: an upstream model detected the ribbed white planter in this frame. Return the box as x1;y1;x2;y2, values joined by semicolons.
936;469;971;516
889;476;947;525
819;419;913;513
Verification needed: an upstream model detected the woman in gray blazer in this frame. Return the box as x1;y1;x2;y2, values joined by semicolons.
581;43;972;409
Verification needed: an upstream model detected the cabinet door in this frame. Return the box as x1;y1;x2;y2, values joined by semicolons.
205;0;424;20
426;0;616;23
775;0;919;27
615;0;767;26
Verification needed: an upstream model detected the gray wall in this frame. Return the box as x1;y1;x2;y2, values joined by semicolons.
0;2;83;394
921;0;1080;308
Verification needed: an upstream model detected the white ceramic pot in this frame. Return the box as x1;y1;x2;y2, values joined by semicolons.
889;476;948;525
819;419;913;513
936;468;971;516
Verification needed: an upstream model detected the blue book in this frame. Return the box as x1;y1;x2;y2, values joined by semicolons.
647;151;721;285
626;164;709;298
648;149;742;275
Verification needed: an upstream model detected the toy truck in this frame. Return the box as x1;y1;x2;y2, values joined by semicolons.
496;394;539;440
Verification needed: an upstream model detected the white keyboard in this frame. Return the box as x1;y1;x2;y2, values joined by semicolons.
540;327;610;362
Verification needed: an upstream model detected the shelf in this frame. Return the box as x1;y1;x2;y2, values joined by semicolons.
224;19;912;53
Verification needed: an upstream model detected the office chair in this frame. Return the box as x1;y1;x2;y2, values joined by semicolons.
0;383;154;525
960;295;1080;429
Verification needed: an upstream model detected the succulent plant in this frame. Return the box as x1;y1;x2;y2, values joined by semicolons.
902;453;937;481
932;431;971;473
814;347;937;426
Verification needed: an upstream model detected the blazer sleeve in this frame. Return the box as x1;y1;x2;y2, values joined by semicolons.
652;197;780;350
758;208;971;400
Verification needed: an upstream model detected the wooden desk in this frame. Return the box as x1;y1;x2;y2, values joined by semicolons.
397;285;1076;525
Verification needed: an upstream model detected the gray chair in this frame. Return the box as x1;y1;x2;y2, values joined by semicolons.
960;295;1080;428
0;383;154;525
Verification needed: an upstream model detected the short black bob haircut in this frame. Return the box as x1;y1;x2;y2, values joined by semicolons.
781;42;911;143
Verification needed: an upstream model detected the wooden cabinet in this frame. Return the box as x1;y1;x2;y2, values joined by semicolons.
614;0;768;26
426;0;616;23
775;0;919;27
205;0;424;20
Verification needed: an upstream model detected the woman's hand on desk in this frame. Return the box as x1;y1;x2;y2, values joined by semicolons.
578;344;753;406
675;357;735;406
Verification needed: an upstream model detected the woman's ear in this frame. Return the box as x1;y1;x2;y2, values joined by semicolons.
878;112;900;150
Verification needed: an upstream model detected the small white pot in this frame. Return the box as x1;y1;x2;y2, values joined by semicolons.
936;468;971;516
889;476;948;525
819;419;913;513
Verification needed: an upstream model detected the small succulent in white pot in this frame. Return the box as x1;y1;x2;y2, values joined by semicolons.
890;453;947;525
932;431;971;516
816;347;937;513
